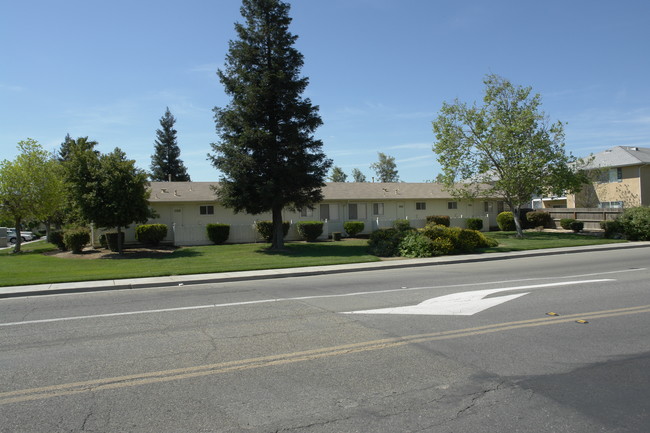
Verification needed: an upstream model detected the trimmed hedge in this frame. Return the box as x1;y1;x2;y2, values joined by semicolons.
393;219;411;231
600;220;623;239
367;228;403;257
47;231;67;251
466;218;483;231
63;228;90;254
619;206;650;241
296;221;324;242
560;218;576;230
526;211;553;228
136;224;167;246
206;223;230;244
420;223;497;255
343;221;364;237
497;212;516;231
255;220;290;242
569;221;584;233
426;215;450;227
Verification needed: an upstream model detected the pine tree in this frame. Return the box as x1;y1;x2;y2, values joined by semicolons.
150;107;190;181
209;0;331;250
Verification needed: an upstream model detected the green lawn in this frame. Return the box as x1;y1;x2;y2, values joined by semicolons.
479;231;625;252
0;239;378;287
0;231;627;287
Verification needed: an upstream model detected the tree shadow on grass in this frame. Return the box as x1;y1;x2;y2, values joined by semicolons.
255;241;372;258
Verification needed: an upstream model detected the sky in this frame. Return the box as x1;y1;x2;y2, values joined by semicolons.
2;0;650;183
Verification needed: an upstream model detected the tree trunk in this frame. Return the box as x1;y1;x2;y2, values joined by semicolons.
513;206;525;238
117;226;124;254
13;218;22;253
270;205;285;250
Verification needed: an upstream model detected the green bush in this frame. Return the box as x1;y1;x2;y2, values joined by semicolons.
398;232;436;258
421;223;497;254
296;221;324;242
560;218;576;230
393;219;411;231
619;206;650;241
496;212;516;231
600;220;623;239
526;211;553;228
63;228;90;254
255;220;290;242
426;215;450;227
368;228;402;257
430;237;455;256
466;218;483;231
135;224;168;246
569;221;584;233
206;223;230;244
343;221;365;237
47;231;67;251
105;232;125;252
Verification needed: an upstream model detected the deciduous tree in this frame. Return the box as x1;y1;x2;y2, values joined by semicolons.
209;0;331;250
432;74;587;237
370;152;399;183
351;168;367;183
329;166;347;182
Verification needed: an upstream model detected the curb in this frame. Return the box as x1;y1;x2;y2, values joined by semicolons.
2;242;650;299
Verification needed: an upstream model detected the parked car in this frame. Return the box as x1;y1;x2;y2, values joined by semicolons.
7;228;34;243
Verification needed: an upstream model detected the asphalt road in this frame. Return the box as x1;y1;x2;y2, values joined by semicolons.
1;248;649;432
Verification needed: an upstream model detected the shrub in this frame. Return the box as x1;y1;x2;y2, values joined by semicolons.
255;220;290;242
296;221;324;242
398;232;435;258
466;218;483;231
496;212;516;231
63;228;90;254
393;219;411;231
600;220;623;239
518;208;535;229
426;215;450;227
421;223;497;254
368;228;402;257
99;234;107;249
135;224;168;246
526;211;553;228
343;221;365;237
206;223;230;244
105;232;125;252
430;237;455;256
47;231;67;251
560;218;576;230
619;206;650;241
568;221;584;233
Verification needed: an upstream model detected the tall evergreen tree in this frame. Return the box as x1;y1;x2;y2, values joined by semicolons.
209;0;331;250
150;107;190;181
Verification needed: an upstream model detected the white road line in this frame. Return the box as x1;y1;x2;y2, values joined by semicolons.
0;268;644;327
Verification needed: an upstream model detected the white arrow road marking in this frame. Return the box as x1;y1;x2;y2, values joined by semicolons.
343;279;615;316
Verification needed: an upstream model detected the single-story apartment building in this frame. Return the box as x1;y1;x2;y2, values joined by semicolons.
114;182;506;246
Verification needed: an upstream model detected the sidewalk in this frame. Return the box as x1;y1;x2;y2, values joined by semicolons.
2;242;650;298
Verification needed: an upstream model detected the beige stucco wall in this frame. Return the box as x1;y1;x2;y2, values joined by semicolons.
570;165;644;208
146;197;497;245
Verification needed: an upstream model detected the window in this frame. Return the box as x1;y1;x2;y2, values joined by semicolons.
484;201;490;212
416;202;426;210
447;202;457;210
199;205;214;215
320;204;329;221
598;201;623;209
349;203;357;220
598;168;623;183
300;207;313;217
372;203;384;215
348;203;366;220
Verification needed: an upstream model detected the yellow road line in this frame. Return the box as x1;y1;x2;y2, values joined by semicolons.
3;303;650;405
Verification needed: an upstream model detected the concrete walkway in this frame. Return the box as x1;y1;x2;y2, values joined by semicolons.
3;241;650;299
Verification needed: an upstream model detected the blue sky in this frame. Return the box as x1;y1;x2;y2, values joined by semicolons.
2;0;649;182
